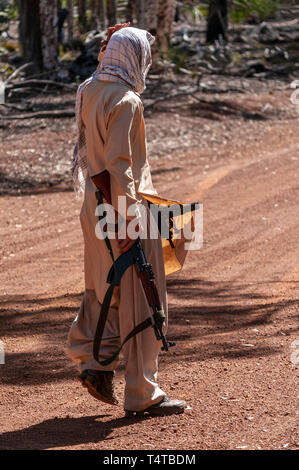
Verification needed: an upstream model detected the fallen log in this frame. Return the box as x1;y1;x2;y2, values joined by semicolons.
0;109;75;120
5;62;34;85
6;79;76;91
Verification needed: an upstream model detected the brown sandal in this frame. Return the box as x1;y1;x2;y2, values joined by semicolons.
78;369;119;405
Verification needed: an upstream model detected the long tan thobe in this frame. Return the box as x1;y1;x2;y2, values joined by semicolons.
66;80;167;412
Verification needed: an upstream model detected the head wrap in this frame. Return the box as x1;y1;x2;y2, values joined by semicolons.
72;27;155;194
97;27;155;94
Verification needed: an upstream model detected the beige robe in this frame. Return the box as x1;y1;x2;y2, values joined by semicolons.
67;79;193;411
67;80;168;412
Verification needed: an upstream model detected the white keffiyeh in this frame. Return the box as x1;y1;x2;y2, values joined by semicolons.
72;27;155;194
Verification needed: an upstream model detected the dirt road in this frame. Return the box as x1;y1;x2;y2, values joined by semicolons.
0;90;298;450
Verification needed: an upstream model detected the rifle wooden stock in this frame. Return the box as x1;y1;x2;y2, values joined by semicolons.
91;170;112;205
139;272;160;309
130;238;174;352
139;271;170;351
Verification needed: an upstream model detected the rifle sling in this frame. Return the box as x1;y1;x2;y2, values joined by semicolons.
93;191;162;367
93;287;153;367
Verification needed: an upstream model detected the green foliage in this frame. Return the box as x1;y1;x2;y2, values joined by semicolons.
231;0;283;23
183;4;207;23
167;44;190;72
181;1;283;24
0;63;13;74
0;12;9;25
0;0;18;33
1;42;15;51
7;2;18;21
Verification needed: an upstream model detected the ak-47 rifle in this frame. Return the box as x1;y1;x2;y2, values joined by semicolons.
91;170;175;366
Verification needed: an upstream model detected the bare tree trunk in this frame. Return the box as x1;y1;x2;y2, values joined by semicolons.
97;0;106;31
144;0;158;32
78;0;87;33
135;0;146;29
156;0;176;53
67;0;74;40
19;0;43;75
126;0;135;24
206;0;228;43
143;0;175;63
106;0;117;27
89;0;97;29
39;0;59;78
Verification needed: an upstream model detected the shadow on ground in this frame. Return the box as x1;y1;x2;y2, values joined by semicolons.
0;413;150;450
1;278;297;386
146;99;267;121
163;277;298;363
0;292;81;385
0;172;73;196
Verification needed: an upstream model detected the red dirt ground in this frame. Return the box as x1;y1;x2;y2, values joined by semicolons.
0;87;298;450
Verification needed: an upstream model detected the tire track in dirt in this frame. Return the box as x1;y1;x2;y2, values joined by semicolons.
186;141;299;289
0;193;84;295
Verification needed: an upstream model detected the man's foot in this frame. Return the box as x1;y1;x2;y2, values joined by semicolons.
78;369;119;405
125;396;187;417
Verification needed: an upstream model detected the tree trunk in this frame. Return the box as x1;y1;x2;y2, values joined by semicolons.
147;0;159;34
126;0;135;24
89;0;97;30
97;0;106;31
18;0;43;76
106;0;117;27
67;0;74;40
135;0;146;29
78;0;87;33
156;0;176;53
206;0;228;43
39;0;59;78
143;0;175;63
